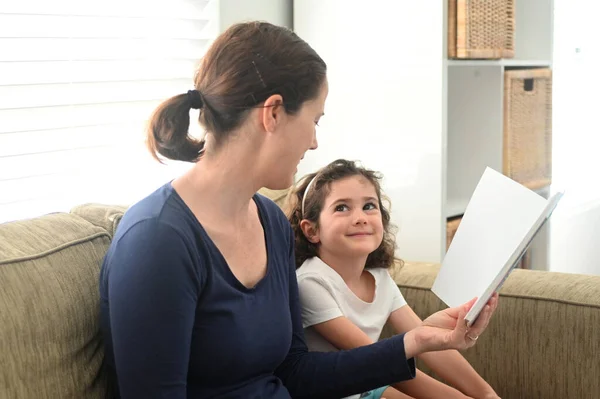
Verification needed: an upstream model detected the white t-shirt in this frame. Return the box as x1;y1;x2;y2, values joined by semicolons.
296;256;407;354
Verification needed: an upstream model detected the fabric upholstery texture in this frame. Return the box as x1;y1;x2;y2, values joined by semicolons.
0;211;113;398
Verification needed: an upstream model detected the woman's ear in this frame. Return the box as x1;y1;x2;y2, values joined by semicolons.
261;94;284;133
299;219;320;244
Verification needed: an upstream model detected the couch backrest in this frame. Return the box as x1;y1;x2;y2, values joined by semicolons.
389;262;600;399
0;205;125;398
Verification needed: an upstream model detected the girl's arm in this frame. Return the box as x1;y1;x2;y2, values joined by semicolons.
311;315;470;399
389;305;499;399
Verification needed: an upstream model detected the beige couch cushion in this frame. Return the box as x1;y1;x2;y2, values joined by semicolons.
0;212;112;398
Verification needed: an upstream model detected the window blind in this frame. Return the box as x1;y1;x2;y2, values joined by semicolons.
0;0;218;223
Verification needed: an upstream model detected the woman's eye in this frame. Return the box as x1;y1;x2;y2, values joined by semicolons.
334;204;349;212
364;202;378;210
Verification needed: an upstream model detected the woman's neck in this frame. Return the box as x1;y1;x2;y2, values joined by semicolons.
172;132;262;228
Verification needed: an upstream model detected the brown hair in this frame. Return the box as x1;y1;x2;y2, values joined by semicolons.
146;21;327;163
286;159;401;270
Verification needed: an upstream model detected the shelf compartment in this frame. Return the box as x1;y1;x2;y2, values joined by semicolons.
446;65;504;218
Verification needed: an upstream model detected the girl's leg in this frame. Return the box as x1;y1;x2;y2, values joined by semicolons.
380;386;415;399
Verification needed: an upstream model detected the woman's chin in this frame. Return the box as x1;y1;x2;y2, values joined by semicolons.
264;175;295;191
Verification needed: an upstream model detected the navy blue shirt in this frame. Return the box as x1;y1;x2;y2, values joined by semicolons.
99;183;415;398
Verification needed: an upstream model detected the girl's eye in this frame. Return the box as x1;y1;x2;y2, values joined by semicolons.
364;202;378;211
334;204;349;212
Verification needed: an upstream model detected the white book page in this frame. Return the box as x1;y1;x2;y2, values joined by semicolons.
432;168;547;308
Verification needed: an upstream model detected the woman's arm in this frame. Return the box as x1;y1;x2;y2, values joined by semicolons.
103;220;202;398
275;263;497;399
389;305;498;398
274;261;416;399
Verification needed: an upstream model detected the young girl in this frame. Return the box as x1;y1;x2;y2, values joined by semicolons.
287;159;500;399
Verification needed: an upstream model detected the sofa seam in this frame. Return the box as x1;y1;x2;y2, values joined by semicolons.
72;210;123;239
0;231;111;266
81;217;120;239
397;283;600;310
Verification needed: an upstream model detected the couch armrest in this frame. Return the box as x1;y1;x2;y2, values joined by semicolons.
387;261;600;399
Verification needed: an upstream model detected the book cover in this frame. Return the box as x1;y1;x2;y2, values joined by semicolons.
432;167;563;325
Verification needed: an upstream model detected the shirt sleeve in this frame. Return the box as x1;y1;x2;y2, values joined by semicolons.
383;269;408;313
297;273;343;328
275;227;416;399
105;219;203;398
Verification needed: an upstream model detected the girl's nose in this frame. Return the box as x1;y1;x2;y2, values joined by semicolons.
353;211;367;225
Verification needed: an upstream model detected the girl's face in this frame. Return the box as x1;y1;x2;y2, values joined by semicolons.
309;175;384;261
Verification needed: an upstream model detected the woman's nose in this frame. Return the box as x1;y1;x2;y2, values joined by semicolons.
309;133;318;150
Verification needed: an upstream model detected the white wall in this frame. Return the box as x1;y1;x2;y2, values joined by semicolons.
219;0;292;30
294;1;445;263
550;0;600;275
550;199;600;275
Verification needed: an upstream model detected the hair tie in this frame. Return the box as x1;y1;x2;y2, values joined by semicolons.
187;90;203;109
301;175;317;217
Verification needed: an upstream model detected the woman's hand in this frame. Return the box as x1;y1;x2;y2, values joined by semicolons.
404;293;499;357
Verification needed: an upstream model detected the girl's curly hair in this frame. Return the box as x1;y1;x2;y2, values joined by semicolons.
285;159;402;270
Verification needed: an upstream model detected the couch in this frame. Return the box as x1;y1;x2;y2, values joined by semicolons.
1;193;599;399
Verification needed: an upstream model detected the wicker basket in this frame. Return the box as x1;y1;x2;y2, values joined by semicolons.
518;249;532;270
503;69;553;190
446;216;462;250
448;0;515;59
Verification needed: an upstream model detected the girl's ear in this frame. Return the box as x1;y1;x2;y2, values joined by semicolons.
299;219;320;244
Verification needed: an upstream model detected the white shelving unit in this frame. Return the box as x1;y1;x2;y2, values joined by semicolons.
446;59;552;67
444;0;555;270
513;0;554;62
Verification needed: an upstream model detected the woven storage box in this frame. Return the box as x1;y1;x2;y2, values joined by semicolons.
503;68;553;190
518;248;532;270
446;216;462;250
448;0;514;59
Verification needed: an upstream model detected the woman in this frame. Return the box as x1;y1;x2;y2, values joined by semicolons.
99;21;498;399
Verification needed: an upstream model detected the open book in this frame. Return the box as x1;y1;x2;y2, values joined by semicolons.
432;167;563;326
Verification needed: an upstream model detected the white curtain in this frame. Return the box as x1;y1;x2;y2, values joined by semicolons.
0;0;218;223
